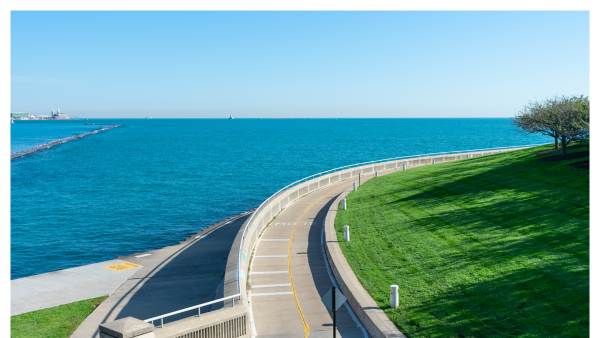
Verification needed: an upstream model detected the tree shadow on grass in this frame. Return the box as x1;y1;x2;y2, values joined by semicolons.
367;147;589;243
373;202;588;337
393;264;589;338
392;194;587;260
340;146;589;337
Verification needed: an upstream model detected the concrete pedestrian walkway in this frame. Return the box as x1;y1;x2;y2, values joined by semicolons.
65;210;253;338
248;173;383;338
11;259;143;316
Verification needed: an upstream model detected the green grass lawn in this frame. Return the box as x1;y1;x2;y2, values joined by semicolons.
11;296;108;338
335;144;589;338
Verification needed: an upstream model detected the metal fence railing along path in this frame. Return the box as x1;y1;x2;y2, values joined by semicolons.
235;143;547;293
144;293;242;328
142;142;547;332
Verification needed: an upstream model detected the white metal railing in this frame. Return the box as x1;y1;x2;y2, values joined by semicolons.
142;142;547;329
144;293;242;328
235;142;548;293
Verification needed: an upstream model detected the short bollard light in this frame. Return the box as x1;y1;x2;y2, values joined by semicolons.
353;182;357;191
375;171;378;177
343;226;350;242
403;163;406;170
390;285;399;308
342;198;347;210
432;158;435;164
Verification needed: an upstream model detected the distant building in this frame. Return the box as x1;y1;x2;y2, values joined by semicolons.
51;108;70;120
11;110;70;120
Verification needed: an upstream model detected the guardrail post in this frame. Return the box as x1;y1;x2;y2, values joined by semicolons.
390;285;399;308
342;199;347;210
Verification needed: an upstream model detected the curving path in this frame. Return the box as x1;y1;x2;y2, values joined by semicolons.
248;170;395;338
70;211;253;338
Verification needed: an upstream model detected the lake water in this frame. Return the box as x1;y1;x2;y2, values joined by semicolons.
10;118;551;279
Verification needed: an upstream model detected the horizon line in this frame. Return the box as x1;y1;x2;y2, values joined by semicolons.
34;117;515;119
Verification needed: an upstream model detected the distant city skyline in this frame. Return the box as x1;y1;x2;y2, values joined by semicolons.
11;11;589;118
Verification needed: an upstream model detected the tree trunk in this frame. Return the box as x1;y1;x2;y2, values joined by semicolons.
554;137;559;150
561;137;567;157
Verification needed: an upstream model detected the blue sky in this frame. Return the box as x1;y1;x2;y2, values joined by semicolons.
10;11;589;118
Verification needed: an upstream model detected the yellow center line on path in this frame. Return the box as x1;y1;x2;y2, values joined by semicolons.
288;183;353;338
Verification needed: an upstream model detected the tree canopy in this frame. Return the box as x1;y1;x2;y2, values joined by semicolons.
512;95;589;156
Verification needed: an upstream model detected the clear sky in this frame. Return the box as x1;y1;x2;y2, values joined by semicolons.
10;11;589;118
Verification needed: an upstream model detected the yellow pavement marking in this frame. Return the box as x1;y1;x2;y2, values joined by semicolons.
104;262;142;271
288;183;352;338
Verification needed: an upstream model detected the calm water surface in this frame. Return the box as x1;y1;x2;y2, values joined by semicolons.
11;118;551;279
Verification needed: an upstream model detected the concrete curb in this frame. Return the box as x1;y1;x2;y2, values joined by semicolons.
324;190;407;338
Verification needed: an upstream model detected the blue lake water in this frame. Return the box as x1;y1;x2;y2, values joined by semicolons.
11;118;551;279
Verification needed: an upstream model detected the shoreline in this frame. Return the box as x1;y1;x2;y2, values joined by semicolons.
11;124;120;160
11;208;255;316
11;208;254;281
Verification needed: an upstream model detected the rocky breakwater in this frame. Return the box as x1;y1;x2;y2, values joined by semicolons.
11;125;120;160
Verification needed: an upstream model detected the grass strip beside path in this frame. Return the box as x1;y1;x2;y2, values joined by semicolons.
11;296;108;338
335;144;589;338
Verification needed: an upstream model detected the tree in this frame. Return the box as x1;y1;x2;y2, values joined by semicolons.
549;95;589;156
512;99;559;150
570;96;590;148
512;95;589;157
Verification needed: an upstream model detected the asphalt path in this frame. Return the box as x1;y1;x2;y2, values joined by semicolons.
71;210;252;338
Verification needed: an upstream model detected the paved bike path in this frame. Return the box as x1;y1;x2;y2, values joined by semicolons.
249;170;393;338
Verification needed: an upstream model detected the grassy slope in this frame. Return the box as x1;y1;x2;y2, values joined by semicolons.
11;296;108;338
335;144;589;338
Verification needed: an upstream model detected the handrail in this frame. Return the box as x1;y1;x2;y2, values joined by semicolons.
248;143;546;203
143;142;547;327
236;142;547;293
144;293;242;328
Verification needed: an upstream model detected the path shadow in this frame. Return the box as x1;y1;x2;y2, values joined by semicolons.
100;214;250;326
304;192;361;330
